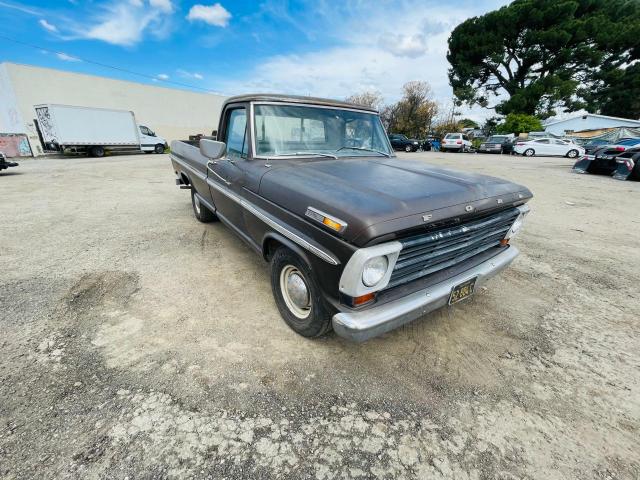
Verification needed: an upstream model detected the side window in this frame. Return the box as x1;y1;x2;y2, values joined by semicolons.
139;126;150;135
224;108;248;159
536;139;550;144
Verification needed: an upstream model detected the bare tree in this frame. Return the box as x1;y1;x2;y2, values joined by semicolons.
345;91;383;109
380;103;401;132
383;81;438;137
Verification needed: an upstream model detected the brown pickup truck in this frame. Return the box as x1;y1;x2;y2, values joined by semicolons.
170;94;532;342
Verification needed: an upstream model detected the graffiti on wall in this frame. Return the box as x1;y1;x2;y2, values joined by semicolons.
0;134;33;157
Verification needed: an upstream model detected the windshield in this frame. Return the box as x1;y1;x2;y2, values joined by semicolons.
253;104;391;157
487;136;507;142
617;138;640;146
445;133;460;139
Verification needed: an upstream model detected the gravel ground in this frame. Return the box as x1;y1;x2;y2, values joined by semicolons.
1;151;638;479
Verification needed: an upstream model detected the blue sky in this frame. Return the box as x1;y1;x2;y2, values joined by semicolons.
0;0;509;119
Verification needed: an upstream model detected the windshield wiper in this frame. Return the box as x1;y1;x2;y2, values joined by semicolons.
336;146;391;157
279;151;338;159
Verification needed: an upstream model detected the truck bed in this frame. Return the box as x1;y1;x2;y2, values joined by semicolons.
170;140;210;186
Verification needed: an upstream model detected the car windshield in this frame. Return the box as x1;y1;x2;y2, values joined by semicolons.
253;104;391;157
445;133;460;139
487;136;507;142
617;138;640;146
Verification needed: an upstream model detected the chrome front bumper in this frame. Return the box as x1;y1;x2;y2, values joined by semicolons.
332;246;519;342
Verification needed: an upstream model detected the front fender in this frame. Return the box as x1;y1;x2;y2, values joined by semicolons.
262;232;313;269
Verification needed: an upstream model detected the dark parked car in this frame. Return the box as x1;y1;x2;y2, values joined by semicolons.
573;138;640;177
582;138;612;155
170;94;532;342
574;145;640;180
388;133;420;152
478;136;515;154
419;138;433;151
0;151;19;171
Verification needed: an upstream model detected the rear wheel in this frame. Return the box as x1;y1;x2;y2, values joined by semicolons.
566;149;579;159
191;189;217;223
630;158;640;180
270;247;333;338
90;146;104;158
524;148;535;157
154;143;165;154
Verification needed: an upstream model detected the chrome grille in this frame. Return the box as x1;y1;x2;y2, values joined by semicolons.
387;207;519;289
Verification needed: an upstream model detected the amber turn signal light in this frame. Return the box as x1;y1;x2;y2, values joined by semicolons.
500;238;510;246
322;217;343;231
353;292;375;306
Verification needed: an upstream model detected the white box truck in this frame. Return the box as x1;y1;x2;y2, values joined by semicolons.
34;104;167;157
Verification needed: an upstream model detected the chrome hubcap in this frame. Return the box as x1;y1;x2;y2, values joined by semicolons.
280;265;311;319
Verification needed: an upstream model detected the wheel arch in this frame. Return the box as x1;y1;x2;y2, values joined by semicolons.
179;171;191;186
262;232;313;268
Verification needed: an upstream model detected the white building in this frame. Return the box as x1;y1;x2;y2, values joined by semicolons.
0;62;227;156
543;113;640;136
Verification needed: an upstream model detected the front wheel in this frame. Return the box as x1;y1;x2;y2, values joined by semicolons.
566;149;579;159
154;144;165;154
524;148;535;157
404;145;412;152
270;247;333;338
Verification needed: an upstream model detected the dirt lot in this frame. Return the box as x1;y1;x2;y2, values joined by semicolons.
1;151;638;479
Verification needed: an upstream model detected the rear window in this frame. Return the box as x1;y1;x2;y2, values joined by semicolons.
445;133;461;139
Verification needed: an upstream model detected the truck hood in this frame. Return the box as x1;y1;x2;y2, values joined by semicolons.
258;157;532;246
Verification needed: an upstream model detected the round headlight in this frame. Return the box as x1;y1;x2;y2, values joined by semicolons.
362;256;389;287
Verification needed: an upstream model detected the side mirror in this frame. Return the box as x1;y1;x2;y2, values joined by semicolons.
200;138;226;159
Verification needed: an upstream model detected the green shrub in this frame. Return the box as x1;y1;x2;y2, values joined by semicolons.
496;114;543;135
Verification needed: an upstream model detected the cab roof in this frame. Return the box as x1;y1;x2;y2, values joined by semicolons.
223;93;378;113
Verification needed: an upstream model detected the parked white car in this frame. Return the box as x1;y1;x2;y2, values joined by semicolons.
442;133;472;152
514;138;584;158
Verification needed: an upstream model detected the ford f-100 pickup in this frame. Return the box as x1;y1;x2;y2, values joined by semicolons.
170;94;532;342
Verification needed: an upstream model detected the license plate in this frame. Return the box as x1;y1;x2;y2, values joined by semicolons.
448;278;477;305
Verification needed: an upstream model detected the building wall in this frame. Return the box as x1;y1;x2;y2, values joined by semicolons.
0;64;25;135
0;63;227;156
545;116;640;136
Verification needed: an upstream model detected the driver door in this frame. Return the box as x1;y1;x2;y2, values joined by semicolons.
139;125;153;150
207;105;248;229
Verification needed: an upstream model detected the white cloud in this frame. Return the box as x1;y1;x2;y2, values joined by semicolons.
149;0;173;13
381;33;429;58
177;69;204;80
187;3;231;27
56;52;80;62
157;73;169;80
0;1;41;16
39;18;58;32
75;0;174;46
